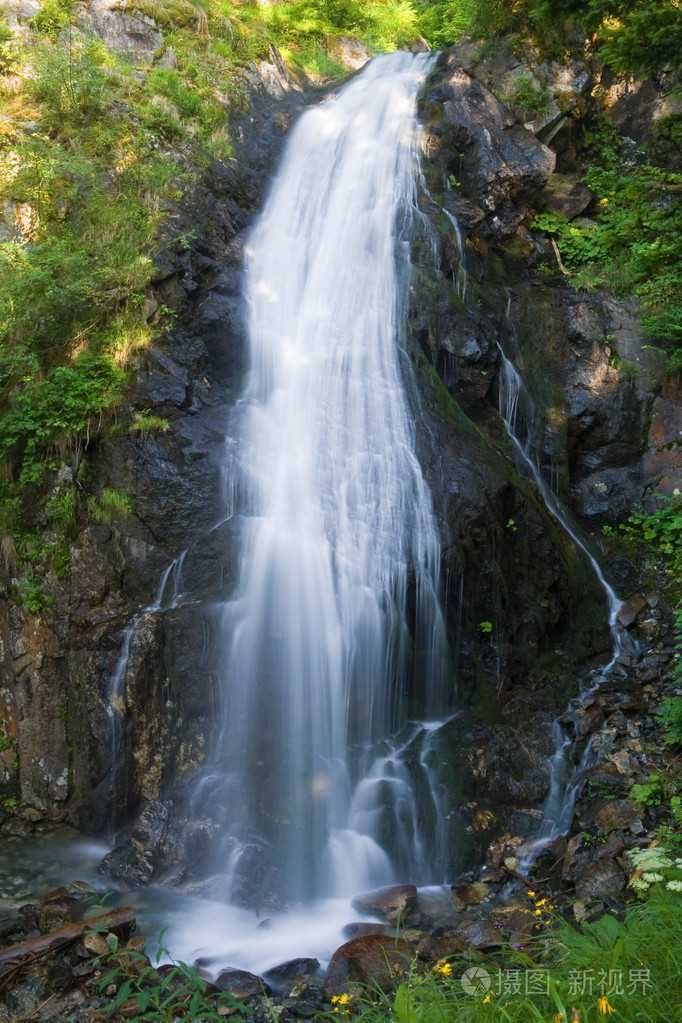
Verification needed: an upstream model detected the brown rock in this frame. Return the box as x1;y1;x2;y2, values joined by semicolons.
490;902;535;937
575;860;626;902
543;173;593;220
575;704;604;738
416;933;467;962
617;595;648;628
451;882;489;907
453;916;501;950
594;799;641;833
324;935;414;996
215;969;268;1000
351;884;417;925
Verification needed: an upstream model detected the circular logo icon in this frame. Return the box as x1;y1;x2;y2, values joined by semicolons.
461;966;491;996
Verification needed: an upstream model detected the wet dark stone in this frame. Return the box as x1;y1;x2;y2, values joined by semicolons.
264;957;320;991
215;968;270;1000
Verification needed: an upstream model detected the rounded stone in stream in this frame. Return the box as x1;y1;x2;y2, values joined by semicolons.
215;968;270;1000
263;957;320;992
351;884;417;924
324;935;414;996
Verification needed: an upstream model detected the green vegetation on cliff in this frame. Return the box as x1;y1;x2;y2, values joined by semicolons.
0;0;680;594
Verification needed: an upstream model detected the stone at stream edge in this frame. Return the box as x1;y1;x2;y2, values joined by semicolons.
575;860;627;903
351;884;417;924
214;968;269;1000
263;957;320;991
324;935;414;996
594;798;641;833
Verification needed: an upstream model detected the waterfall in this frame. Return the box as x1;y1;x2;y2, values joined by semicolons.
192;52;454;907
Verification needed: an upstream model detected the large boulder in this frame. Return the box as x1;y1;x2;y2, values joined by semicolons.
324;935;414;996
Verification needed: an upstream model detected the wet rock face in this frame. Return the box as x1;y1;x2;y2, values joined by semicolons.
411;47;678;855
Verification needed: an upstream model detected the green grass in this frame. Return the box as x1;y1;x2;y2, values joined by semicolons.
349;892;682;1023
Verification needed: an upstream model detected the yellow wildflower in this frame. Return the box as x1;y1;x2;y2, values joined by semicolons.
535;898;548;908
597;996;616;1016
434;959;453;977
554;1014;566;1023
534;909;543;917
483;992;493;1004
527;890;537;898
331;993;352;1007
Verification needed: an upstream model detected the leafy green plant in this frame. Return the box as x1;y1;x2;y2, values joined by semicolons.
87;488;132;524
619;498;682;582
659;698;682;747
15;576;52;614
130;411;171;435
503;74;552;120
630;773;666;807
533;158;682;368
31;0;74;38
45;486;77;532
0;16;19;76
478;620;493;634
96;939;247;1021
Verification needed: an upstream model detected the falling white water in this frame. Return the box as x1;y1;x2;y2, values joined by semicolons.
494;310;626;866
189;52;454;911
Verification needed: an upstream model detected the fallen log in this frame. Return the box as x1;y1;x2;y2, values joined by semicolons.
0;906;136;972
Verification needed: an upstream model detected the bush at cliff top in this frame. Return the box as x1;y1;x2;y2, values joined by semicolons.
432;0;682;75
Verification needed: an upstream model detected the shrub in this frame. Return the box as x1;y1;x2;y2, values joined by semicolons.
31;0;74;38
503;74;552;120
659;698;682;747
87;487;132;524
0;16;19;76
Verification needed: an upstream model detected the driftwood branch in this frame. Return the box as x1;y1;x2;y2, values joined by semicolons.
551;238;569;275
0;906;135;984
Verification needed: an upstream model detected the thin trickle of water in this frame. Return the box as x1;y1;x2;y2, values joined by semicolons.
496;344;622;652
108;552;187;832
493;298;625;866
191;52;455;907
443;209;468;301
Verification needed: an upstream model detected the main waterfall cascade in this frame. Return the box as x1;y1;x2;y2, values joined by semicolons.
189;52;457;910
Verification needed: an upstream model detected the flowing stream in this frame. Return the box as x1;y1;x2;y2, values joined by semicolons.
189;51;455;923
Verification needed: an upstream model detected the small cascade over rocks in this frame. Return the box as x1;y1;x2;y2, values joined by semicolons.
188;51;457;915
494;299;634;866
108;552;187;834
